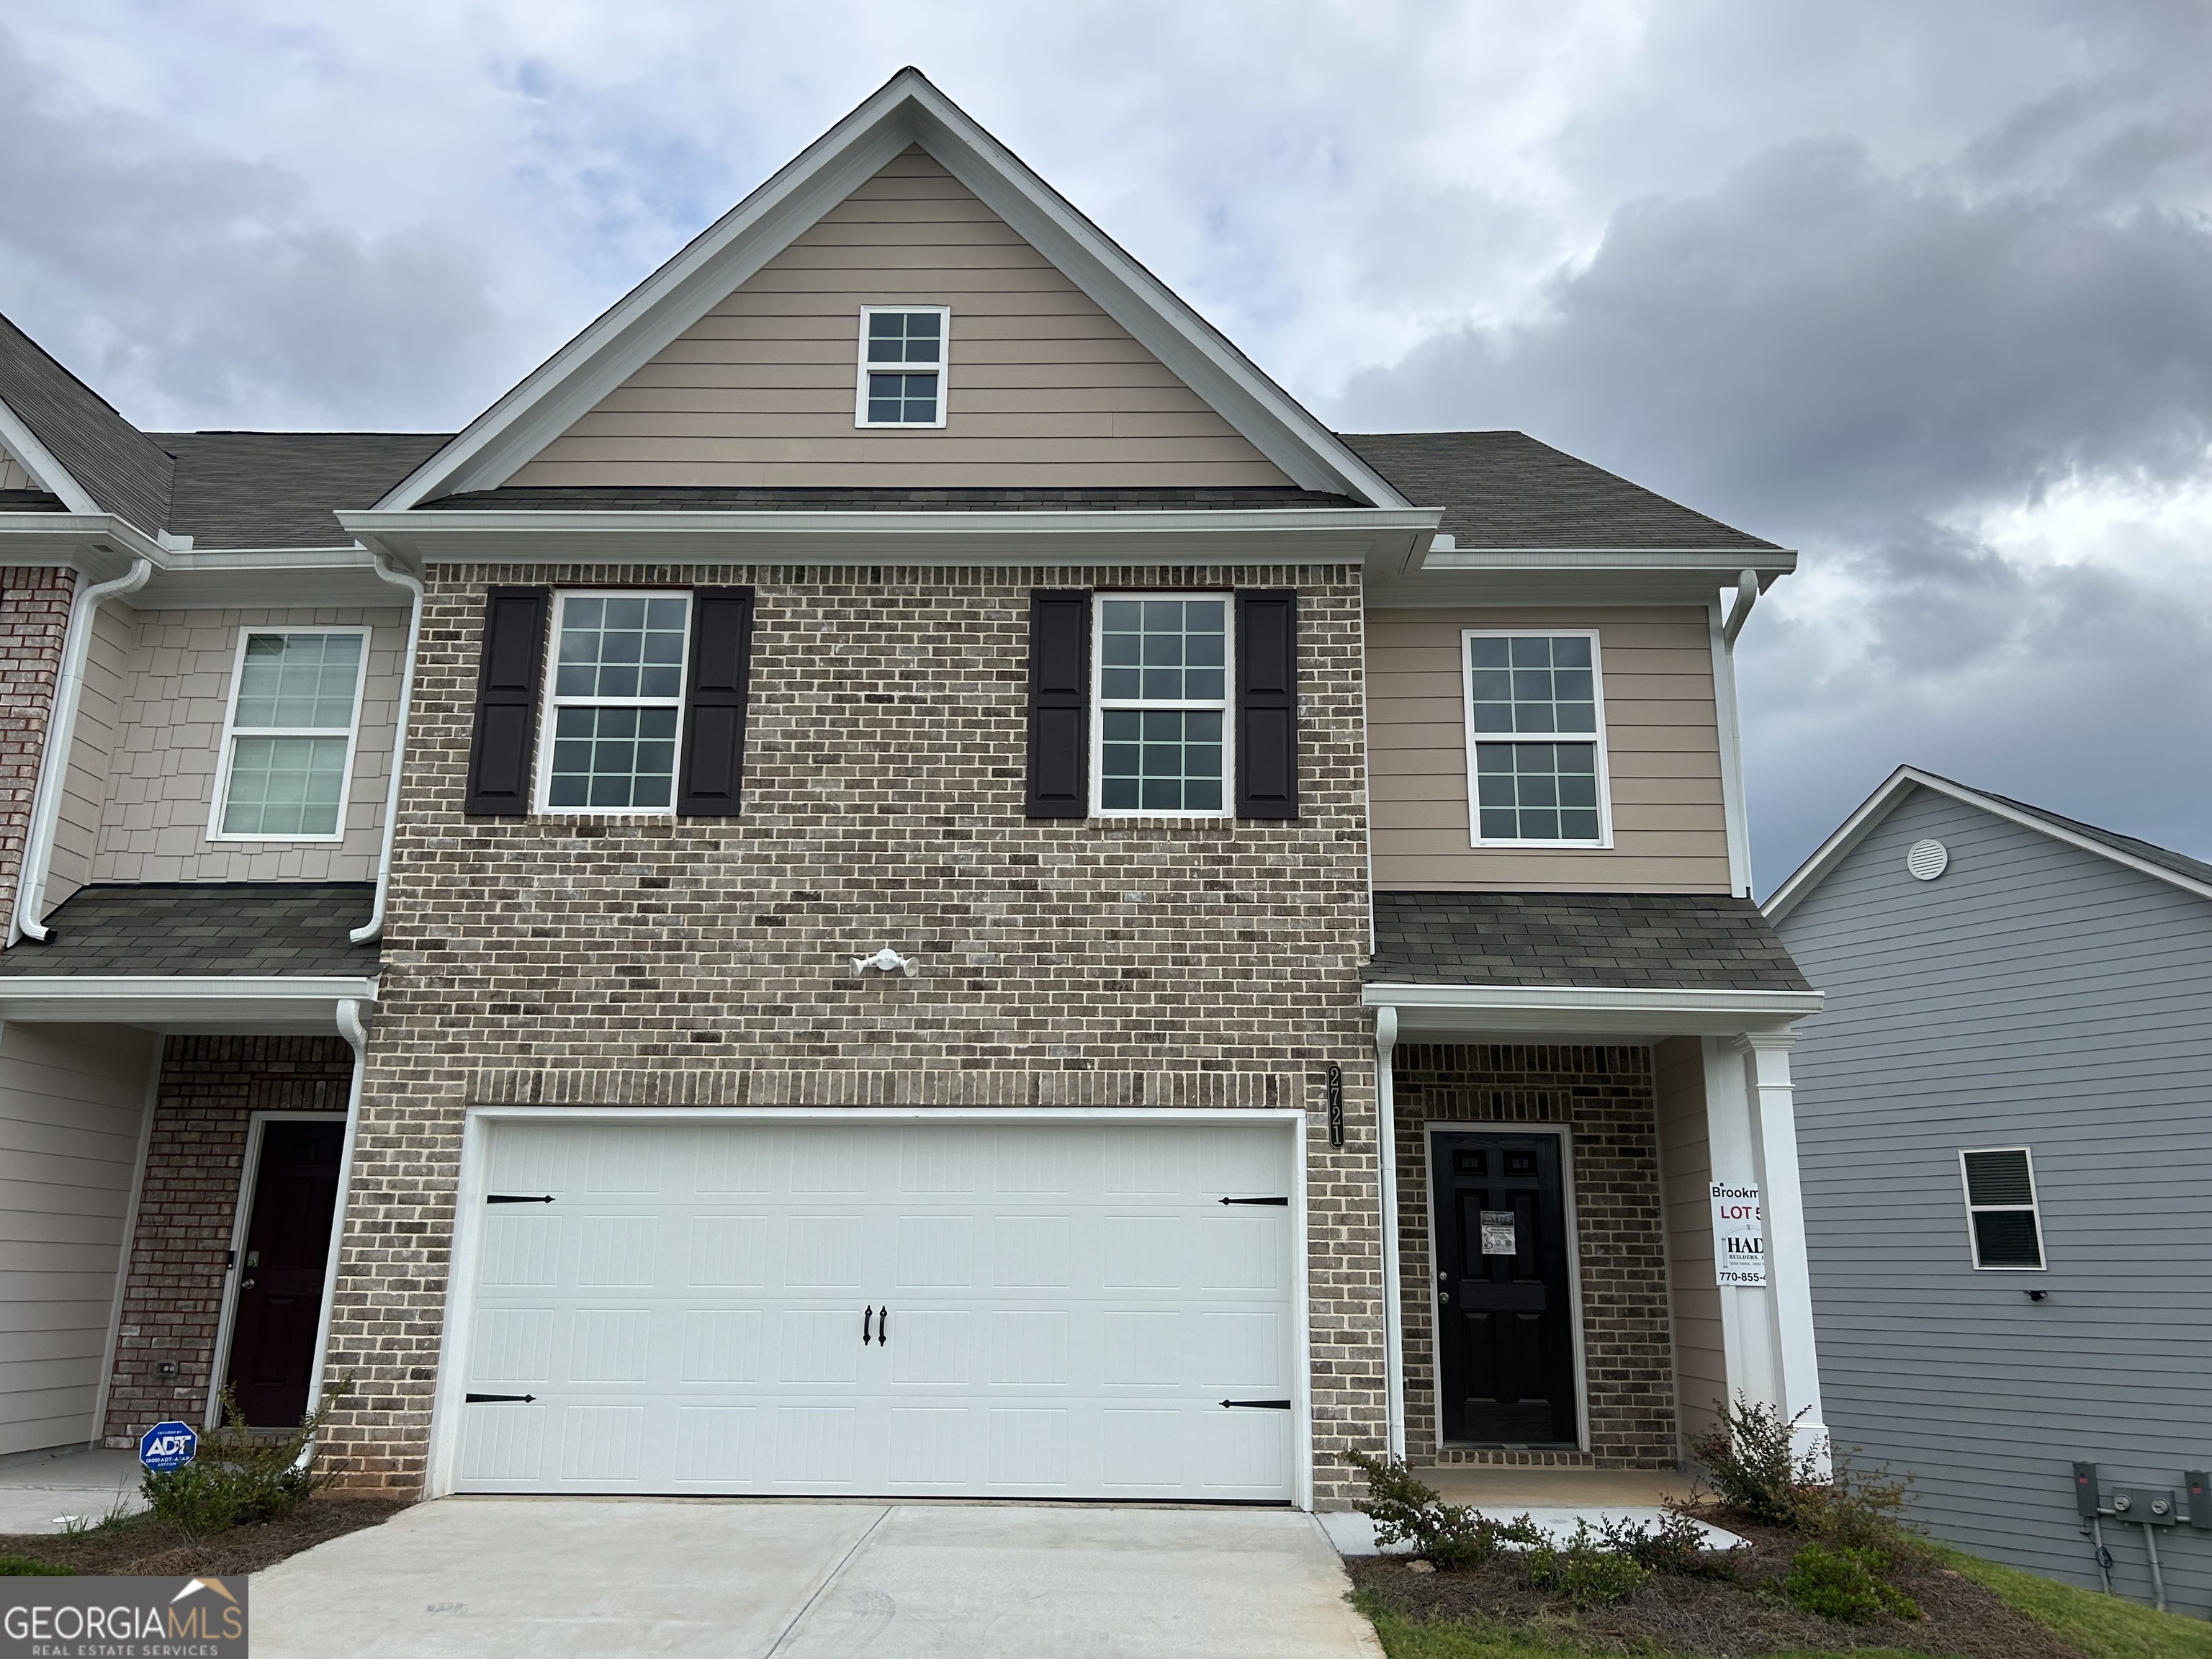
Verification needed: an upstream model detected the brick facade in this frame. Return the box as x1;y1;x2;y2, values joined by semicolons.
1391;1042;1678;1467
0;567;73;924
325;560;1388;1505
102;1036;354;1446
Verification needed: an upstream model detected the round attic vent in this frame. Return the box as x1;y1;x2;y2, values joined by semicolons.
1906;838;1949;881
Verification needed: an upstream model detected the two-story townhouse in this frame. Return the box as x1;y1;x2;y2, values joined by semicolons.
0;71;1822;1514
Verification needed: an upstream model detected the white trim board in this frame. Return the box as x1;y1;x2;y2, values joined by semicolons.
1364;983;1822;1038
425;1105;1314;1509
1762;765;2212;921
374;70;1408;511
0;976;376;1033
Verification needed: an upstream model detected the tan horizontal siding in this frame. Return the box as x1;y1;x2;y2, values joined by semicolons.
1367;606;1732;894
511;147;1287;490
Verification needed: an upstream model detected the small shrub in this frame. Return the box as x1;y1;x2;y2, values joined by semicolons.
1523;1521;1657;1606
1784;1543;1923;1623
0;1556;78;1576
1346;1450;1544;1569
1690;1395;1822;1527
1596;1510;1738;1580
141;1380;350;1543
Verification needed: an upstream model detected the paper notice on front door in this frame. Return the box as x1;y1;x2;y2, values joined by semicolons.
1709;1182;1767;1285
1480;1210;1516;1255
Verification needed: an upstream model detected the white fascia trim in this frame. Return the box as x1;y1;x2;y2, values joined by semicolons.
1423;547;1799;575
1763;765;2212;922
0;975;379;1004
0;397;99;514
0;514;168;579
1362;981;1822;1036
341;505;1440;568
375;70;1406;510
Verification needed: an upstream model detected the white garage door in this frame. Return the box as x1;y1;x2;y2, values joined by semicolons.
451;1118;1300;1501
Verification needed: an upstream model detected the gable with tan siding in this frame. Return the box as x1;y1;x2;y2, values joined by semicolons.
1367;606;1732;892
509;147;1292;490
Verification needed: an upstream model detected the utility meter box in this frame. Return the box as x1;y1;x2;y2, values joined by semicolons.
2108;1488;2180;1526
2187;1471;2211;1531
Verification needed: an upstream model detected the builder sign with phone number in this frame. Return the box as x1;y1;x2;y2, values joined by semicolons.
1710;1182;1768;1286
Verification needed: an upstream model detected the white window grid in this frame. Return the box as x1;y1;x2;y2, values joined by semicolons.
532;590;693;817
855;305;951;428
207;626;372;844
1959;1146;2047;1272
1089;592;1235;819
1460;626;1614;849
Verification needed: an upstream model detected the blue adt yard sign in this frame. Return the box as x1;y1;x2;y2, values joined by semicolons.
139;1421;197;1473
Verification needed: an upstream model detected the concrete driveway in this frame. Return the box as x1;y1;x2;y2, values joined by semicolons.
251;1498;1383;1658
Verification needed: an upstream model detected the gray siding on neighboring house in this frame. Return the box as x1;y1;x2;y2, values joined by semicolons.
1779;785;2212;1609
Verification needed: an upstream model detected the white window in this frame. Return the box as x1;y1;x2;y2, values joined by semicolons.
211;629;369;842
1462;629;1611;847
536;592;691;814
1092;595;1231;816
855;305;950;427
1959;1147;2046;1269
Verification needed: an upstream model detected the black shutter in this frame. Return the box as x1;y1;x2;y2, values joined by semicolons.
678;587;755;816
1025;589;1090;817
463;587;550;816
1235;588;1298;819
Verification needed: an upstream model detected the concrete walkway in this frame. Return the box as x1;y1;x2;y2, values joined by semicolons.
251;1498;1384;1658
0;1447;145;1533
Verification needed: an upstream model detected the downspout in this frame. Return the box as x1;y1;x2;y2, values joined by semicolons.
349;554;424;945
1375;1005;1403;1459
304;996;368;1429
9;557;153;943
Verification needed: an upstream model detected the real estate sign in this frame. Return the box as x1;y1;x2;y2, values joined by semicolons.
1709;1182;1768;1286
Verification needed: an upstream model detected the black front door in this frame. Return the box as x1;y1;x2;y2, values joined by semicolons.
1431;1130;1578;1446
224;1119;343;1426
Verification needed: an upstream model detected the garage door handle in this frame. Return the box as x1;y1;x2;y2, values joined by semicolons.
487;1194;555;1205
1220;1196;1290;1206
879;1307;889;1344
1219;1398;1292;1410
863;1306;873;1345
465;1393;538;1404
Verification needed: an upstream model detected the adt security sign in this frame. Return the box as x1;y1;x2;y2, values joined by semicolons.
140;1420;198;1473
1709;1182;1768;1287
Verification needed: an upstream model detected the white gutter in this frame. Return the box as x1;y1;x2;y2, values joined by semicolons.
303;997;367;1432
9;556;152;943
1722;566;1761;644
1364;981;1822;1038
1374;1007;1404;1459
351;554;425;944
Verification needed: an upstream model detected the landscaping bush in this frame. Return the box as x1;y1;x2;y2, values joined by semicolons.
140;1382;349;1543
1595;1511;1739;1580
1521;1521;1657;1606
1783;1542;1923;1623
1689;1395;1917;1556
1347;1451;1544;1569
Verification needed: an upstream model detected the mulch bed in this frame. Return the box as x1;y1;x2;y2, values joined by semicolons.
0;1496;408;1578
1346;1514;2087;1659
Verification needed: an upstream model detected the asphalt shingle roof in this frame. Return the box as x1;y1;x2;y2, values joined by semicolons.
0;313;176;532
1947;778;2212;890
1339;431;1780;552
419;485;1360;513
1369;891;1811;991
153;432;451;547
0;884;381;976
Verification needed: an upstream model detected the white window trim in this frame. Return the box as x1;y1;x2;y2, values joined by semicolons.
1959;1146;2047;1272
207;626;372;845
854;304;951;428
1461;626;1614;850
1089;591;1236;820
532;588;692;818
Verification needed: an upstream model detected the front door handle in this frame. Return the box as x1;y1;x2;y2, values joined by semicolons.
241;1278;256;1290
1437;1290;1448;1303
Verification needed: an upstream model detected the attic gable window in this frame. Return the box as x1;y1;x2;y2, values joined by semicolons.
857;305;949;427
1960;1148;2046;1269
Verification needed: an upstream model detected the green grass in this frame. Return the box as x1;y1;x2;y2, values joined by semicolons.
0;1555;78;1575
1927;1542;2212;1659
1358;1598;1925;1659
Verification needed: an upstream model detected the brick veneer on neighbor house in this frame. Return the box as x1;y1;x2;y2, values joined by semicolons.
323;559;1387;1506
1393;1043;1678;1467
103;1036;354;1445
0;567;73;923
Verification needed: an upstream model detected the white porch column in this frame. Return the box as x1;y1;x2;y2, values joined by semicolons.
1701;1031;1830;1473
1374;1007;1405;1460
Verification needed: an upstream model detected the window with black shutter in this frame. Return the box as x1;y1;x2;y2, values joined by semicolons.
463;587;549;816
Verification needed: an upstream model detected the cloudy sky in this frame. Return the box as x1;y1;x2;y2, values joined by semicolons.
4;0;2209;891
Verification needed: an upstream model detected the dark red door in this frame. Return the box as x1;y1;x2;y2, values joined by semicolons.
1431;1131;1579;1446
224;1120;343;1426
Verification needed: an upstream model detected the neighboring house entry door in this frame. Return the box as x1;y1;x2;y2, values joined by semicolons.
224;1119;343;1426
1430;1130;1578;1447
